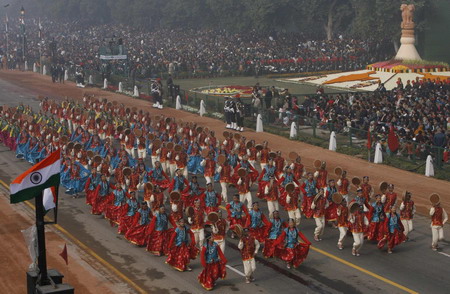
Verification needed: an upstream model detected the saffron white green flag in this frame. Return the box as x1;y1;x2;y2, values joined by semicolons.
10;150;60;204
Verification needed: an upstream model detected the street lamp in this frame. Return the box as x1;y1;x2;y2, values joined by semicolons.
20;6;25;68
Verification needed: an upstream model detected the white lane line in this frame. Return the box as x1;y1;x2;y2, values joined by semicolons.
438;252;450;258
226;265;246;277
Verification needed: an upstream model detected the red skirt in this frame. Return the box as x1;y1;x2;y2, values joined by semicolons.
278;243;310;268
91;194;113;215
152;179;170;190
85;189;96;206
125;224;150;246
198;262;226;291
118;214;136;235
325;202;338;221
229;217;246;230
302;196;314;219
257;182;268;199
166;243;198;271
377;229;406;250
105;204;126;225
249;227;267;243
146;230;170;256
263;238;280;258
367;222;384;241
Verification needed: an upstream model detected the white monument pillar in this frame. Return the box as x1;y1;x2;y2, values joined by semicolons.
395;3;421;60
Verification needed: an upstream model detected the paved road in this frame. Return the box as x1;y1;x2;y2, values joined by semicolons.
1;76;450;294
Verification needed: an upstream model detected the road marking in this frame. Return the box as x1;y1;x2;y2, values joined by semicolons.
226;265;246;277
0;179;148;294
310;246;418;294
438;252;450;258
218;205;418;294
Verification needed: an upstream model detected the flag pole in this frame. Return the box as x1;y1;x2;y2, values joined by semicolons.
35;191;49;285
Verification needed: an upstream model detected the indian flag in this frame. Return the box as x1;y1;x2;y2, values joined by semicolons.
10;150;61;204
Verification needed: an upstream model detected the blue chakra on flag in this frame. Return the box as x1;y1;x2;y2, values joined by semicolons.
30;172;43;184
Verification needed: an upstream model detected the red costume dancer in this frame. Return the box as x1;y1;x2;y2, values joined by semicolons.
211;213;228;253
91;176;114;215
149;185;165;213
311;191;328;242
234;155;258;183
324;179;338;223
291;156;305;180
300;173;318;219
377;207;405;253
125;202;152;246
245;202;270;243
360;176;373;206
336;199;349;250
189;199;207;248
259;142;270;170
263;211;286;258
201;183;221;215
146;206;175;256
198;238;227;291
104;185;129;225
226;194;249;237
382;184;397;213
399;192;415;240
314;162;327;188
430;202;448;251
367;195;386;241
118;193;139;234
336;170;350;203
202;154;216;184
238;229;260;284
84;170;101;206
282;189;301;226
274;152;285;177
275;219;311;269
166;219;198;272
349;204;369;257
218;160;232;203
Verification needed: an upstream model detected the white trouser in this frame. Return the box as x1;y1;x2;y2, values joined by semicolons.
126;147;135;158
137;149;146;160
249;160;256;168
338;226;348;244
431;225;444;247
215;238;226;254
99;133;106;140
267;201;279;217
243;258;256;278
352;232;364;251
192;228;205;247
260;163;267;171
314;216;325;236
205;176;212;184
288;209;301;226
160;161;167;173
240;192;252;209
220;182;228;202
342;194;349;203
151;156;159;167
401;219;413;237
169;164;177;177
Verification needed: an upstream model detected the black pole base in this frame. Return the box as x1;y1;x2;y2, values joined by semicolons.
27;269;64;294
36;284;74;294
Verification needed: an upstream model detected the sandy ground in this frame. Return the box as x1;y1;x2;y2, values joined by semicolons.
0;190;132;294
0;69;448;217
